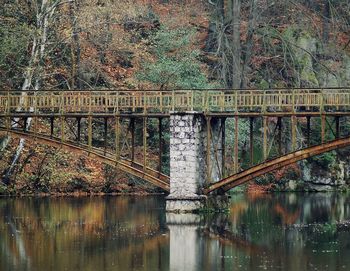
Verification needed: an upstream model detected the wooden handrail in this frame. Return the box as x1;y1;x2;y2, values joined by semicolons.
0;89;349;115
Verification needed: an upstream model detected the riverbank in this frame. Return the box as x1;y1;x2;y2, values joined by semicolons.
0;140;162;196
0;190;166;197
2;183;348;198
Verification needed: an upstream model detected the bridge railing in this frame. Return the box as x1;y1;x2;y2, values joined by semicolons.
0;89;349;115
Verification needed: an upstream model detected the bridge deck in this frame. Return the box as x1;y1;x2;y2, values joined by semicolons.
1;89;350;117
1;88;350;195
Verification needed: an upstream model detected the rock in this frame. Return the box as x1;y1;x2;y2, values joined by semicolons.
288;180;297;190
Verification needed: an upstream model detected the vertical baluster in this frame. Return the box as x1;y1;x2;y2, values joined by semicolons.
191;90;194;111
105;92;108;113
160;91;163;112
235;91;238;113
6;90;10;132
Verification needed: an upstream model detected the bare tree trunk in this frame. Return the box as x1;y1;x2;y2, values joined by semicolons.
3;0;62;184
240;0;257;89
322;0;330;43
0;137;10;153
231;0;241;89
69;0;81;89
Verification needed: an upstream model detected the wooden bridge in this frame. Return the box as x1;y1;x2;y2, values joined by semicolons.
1;88;350;210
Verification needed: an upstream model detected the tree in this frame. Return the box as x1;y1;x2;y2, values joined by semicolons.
2;0;72;184
137;26;209;89
0;1;32;89
206;0;258;88
69;0;82;89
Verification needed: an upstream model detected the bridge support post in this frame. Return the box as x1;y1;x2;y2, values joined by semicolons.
158;117;163;173
263;116;268;160
250;117;254;166
335;116;340;139
104;117;108;154
23;117;28;132
166;112;228;213
50;117;54;138
234;116;239;173
115;116;120;161
321;115;326;143
88;116;92;150
60;116;65;142
306;116;311;147
77;117;81;142
130;118;135;162
277;117;282;155
291;115;297;151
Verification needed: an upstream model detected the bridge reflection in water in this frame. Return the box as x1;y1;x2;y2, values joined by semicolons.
1;89;350;211
0;194;350;271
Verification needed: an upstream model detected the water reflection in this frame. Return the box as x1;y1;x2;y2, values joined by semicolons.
0;197;169;271
0;193;349;271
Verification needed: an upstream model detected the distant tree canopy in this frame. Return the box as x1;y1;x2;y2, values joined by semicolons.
137;27;209;89
0;0;349;91
0;3;32;88
206;0;350;89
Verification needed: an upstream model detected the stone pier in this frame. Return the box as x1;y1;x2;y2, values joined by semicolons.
166;112;228;213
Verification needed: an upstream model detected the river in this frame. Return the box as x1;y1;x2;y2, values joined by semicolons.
0;193;349;271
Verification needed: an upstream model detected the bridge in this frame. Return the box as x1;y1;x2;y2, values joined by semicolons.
1;88;350;211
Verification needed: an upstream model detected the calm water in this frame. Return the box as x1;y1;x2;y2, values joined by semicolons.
1;193;350;271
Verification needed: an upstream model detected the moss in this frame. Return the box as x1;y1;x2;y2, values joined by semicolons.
310;151;337;168
198;195;230;213
341;56;350;83
258;79;270;89
282;27;321;87
296;31;317;54
282;27;297;43
0;184;8;195
297;44;319;86
229;184;247;194
255;173;275;185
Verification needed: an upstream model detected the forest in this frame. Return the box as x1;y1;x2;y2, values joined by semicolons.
1;0;350;195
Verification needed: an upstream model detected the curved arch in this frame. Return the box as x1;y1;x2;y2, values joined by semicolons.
0;129;170;192
204;136;350;194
